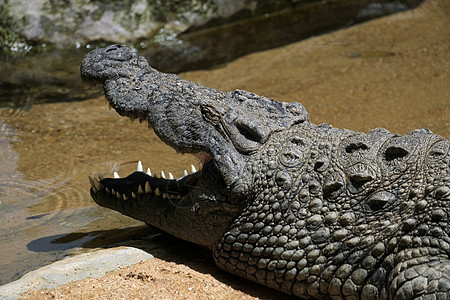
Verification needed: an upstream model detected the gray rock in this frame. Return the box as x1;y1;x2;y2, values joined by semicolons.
0;0;256;45
0;247;153;300
0;0;418;48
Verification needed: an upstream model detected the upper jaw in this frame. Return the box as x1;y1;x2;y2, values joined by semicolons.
81;45;309;197
81;46;249;192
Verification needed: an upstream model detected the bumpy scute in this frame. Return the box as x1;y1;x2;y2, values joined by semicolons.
215;125;449;299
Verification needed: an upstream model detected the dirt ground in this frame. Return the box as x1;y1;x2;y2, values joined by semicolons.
20;255;297;300
20;0;449;298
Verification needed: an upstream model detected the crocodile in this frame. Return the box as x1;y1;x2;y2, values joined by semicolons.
81;45;450;299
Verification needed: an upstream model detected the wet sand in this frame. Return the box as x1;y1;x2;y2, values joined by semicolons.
11;0;450;298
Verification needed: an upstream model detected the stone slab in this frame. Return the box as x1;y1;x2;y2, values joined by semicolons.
0;247;153;300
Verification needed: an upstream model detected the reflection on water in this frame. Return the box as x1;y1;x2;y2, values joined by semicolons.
0;0;448;288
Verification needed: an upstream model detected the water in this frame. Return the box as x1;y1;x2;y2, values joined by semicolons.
0;0;448;288
0;103;200;284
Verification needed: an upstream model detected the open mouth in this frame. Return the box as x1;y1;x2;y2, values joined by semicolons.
89;161;198;200
86;149;238;248
88;151;219;208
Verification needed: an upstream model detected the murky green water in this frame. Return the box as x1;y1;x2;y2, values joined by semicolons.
0;0;448;288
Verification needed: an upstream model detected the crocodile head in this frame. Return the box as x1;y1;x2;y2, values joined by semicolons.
81;45;309;248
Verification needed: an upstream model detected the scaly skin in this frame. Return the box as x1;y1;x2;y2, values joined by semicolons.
81;45;450;299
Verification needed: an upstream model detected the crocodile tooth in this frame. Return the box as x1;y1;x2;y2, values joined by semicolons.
162;193;167;199
184;170;188;177
153;172;158;178
155;188;161;196
98;174;105;180
123;194;128;201
138;185;144;194
190;165;197;173
88;176;96;191
114;172;120;178
145;181;152;193
131;192;137;199
161;171;166;179
116;191;121;199
111;188;116;195
92;177;104;191
169;172;174;179
105;187;111;194
176;195;182;200
146;168;152;176
137;161;143;172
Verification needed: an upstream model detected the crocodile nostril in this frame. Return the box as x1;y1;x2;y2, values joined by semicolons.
105;45;132;61
105;45;120;52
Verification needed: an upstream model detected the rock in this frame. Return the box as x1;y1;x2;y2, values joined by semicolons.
0;0;257;45
1;0;419;49
0;247;153;300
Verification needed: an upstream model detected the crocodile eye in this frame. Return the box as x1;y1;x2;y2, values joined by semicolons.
200;104;221;125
